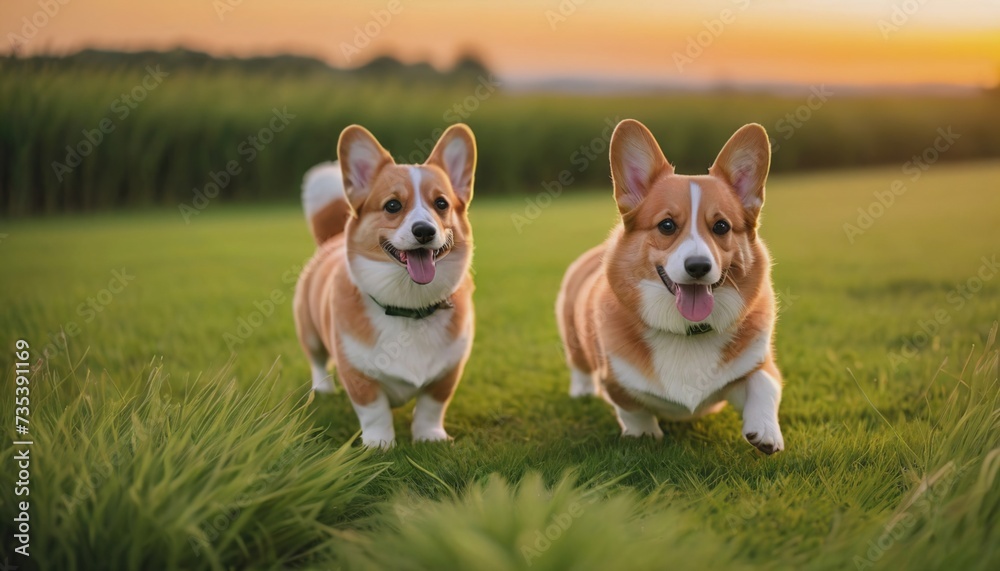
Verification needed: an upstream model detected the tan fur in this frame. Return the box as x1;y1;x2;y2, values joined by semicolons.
425;363;464;403
556;245;604;372
335;356;384;405
720;274;773;366
309;199;352;246
603;374;645;411
445;279;475;341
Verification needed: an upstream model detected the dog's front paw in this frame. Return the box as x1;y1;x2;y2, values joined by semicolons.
743;418;784;455
569;368;598;398
622;425;664;439
617;408;664;439
413;426;451;443
312;379;335;394
361;434;396;450
311;369;335;393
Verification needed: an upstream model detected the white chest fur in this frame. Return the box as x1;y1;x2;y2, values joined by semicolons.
608;325;771;415
339;297;471;405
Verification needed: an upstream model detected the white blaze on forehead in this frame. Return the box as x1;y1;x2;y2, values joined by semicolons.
686;182;711;253
665;181;721;284
408;166;422;200
404;166;434;225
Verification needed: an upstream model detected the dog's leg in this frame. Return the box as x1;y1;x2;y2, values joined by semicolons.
728;367;784;455
310;358;334;393
412;394;449;442
603;376;663;439
350;392;395;449
615;406;663;438
340;366;395;449
569;367;598;398
298;326;333;392
561;332;599;397
555;277;601;399
412;365;462;442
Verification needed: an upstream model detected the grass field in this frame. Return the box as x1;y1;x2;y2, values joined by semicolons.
2;161;999;570
4;60;1000;215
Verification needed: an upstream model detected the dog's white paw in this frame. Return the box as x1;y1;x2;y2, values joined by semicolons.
311;363;335;393
616;407;664;439
312;379;335;393
569;368;598;398
352;394;395;450
413;426;451;443
622;425;664;439
743;417;784;455
740;369;784;455
411;394;451;443
361;434;396;450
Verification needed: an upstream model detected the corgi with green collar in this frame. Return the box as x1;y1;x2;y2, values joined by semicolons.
294;124;476;449
556;120;785;454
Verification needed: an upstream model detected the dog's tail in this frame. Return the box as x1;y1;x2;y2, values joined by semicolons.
302;161;351;245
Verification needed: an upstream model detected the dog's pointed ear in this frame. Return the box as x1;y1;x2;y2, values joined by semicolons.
610;119;673;216
426;123;477;205
338;125;394;213
710;123;771;219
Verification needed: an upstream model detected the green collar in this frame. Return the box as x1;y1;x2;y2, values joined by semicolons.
686;323;713;336
369;296;454;319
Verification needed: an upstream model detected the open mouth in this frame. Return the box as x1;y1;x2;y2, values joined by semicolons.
381;237;453;285
656;265;726;323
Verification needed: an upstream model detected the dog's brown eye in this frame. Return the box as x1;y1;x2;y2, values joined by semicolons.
658;218;677;235
384;199;402;214
434;197;449;211
713;220;731;235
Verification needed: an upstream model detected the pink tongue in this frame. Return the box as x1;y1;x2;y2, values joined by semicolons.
404;249;436;285
675;284;714;322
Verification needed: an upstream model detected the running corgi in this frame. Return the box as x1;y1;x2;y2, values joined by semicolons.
556;120;785;454
294;124;476;449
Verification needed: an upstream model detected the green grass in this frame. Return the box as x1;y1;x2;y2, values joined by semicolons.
1;161;999;569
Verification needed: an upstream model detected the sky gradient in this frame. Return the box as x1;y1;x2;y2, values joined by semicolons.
3;0;999;89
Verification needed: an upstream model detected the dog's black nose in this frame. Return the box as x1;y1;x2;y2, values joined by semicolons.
684;257;712;279
412;221;437;244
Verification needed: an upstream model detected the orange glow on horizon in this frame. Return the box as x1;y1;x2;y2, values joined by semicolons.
1;0;997;89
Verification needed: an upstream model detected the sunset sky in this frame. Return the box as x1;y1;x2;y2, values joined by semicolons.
3;0;999;89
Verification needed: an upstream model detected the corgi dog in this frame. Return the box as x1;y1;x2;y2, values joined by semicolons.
556;120;785;454
293;124;476;449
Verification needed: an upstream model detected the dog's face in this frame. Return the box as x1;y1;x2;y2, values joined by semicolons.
338;124;475;306
605;120;771;329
